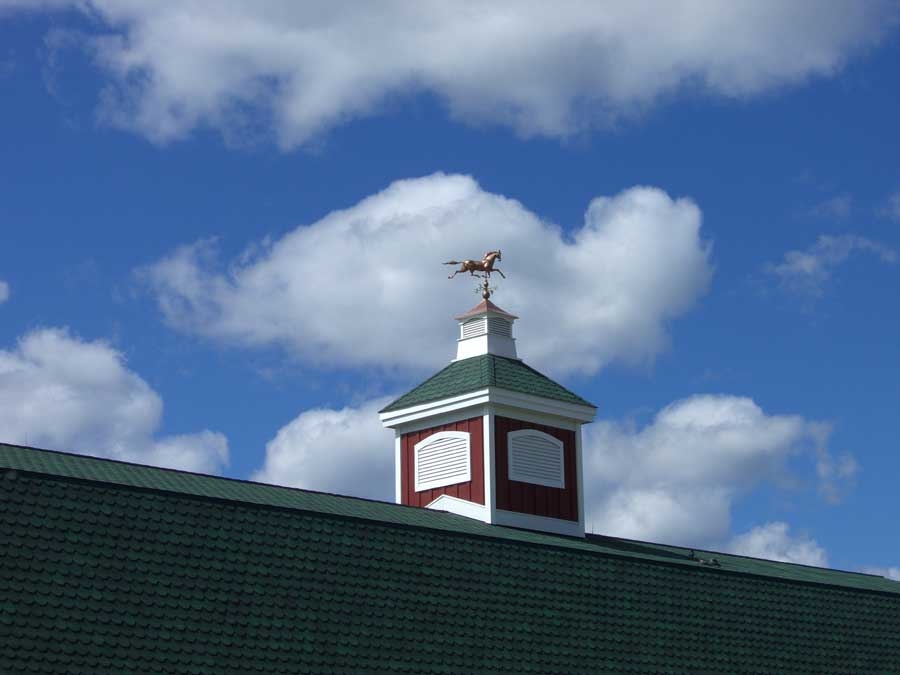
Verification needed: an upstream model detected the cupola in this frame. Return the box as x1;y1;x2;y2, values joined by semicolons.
380;261;596;537
454;299;518;360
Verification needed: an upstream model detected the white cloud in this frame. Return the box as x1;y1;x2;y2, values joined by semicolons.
254;392;847;559
14;1;895;147
767;234;898;297
862;566;900;581
728;521;828;566
0;327;228;473
139;173;712;376
583;394;852;547
252;397;394;501
0;280;8;304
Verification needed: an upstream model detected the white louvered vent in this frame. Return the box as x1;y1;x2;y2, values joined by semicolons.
486;317;512;337
461;318;486;339
508;430;565;489
414;431;471;492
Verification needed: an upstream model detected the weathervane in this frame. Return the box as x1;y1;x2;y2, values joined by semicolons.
444;249;505;299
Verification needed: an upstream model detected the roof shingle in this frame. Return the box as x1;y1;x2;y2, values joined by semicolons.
380;354;595;412
2;443;900;673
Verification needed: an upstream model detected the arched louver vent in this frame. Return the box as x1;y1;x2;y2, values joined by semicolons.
507;430;564;489
486;317;512;337
461;318;485;339
414;431;471;492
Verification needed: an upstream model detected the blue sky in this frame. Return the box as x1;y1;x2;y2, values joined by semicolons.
1;2;899;575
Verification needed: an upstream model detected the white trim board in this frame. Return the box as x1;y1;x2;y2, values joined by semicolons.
493;508;584;538
425;494;489;522
380;387;595;430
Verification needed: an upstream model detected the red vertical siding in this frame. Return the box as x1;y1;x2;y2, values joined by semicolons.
400;416;484;507
495;416;578;522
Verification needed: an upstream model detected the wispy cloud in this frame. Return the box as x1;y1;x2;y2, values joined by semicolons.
0;279;9;304
809;194;852;221
878;191;900;222
766;234;898;297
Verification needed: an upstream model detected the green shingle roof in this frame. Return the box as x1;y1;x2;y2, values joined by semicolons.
381;354;595;412
2;442;900;673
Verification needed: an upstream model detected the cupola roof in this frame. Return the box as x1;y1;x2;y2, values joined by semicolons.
379;353;595;413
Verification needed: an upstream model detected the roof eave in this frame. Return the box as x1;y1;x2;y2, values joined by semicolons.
380;385;596;429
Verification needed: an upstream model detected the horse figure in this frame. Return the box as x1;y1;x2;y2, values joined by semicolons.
444;250;506;279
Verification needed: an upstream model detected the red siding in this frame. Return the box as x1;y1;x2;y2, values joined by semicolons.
495;416;578;522
401;416;484;507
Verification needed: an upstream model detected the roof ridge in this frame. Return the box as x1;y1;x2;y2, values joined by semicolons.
0;441;398;507
586;532;888;579
3;441;899;595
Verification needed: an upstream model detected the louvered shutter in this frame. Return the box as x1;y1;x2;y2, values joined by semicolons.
486;317;512;336
461;318;484;339
507;429;565;489
414;431;471;492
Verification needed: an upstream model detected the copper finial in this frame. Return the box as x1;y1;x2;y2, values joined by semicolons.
443;250;505;298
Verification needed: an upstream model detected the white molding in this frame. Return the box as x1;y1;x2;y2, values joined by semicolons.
380;389;491;428
426;494;488;522
380;386;595;430
493;508;584;538
575;425;585;531
483;411;495;522
414;431;471;492
490;404;580;431
489;389;596;423
507;429;565;489
387;404;489;436
394;432;402;504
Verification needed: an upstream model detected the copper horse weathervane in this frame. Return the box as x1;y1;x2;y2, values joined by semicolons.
444;250;505;299
444;250;505;279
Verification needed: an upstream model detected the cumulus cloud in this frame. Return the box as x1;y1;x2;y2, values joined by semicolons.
140;173;712;375
0;280;8;304
767;234;898;297
728;521;827;566
253;391;849;557
11;1;895;147
0;328;228;473
252;397;394;501
583;394;852;547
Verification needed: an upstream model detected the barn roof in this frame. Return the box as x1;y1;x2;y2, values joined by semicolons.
380;353;595;412
2;442;900;673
